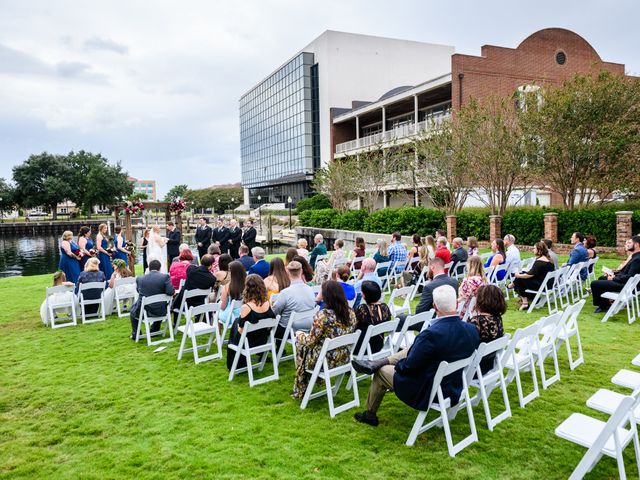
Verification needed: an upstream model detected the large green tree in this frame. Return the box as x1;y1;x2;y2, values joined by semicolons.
12;153;71;220
0;178;15;218
67;150;132;217
163;184;189;202
183;187;242;214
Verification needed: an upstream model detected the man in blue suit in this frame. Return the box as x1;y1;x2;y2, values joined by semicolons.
352;284;480;426
566;232;589;281
247;246;270;278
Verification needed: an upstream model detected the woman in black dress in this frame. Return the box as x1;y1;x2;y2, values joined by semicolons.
353;281;392;354
140;228;150;272
226;274;275;370
512;241;555;310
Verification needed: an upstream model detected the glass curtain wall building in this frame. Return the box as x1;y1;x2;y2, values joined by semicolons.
239;52;319;206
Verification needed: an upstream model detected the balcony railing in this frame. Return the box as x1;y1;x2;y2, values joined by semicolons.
335;111;450;155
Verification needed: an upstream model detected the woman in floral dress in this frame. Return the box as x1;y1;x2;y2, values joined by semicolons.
293;280;357;399
458;255;487;317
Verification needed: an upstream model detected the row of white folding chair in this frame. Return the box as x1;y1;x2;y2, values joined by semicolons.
135;294;174;346
387;286;413;318
409;268;429;302
218;298;244;351
392;310;435;353
449;261;467;281
228;316;280;387
602;274;640;325
177;302;222;364
114;277;137;318
348;319;400;389
173;288;212;334
78;282;107;324
526;269;562;314
275;307;319;366
45;285;78;329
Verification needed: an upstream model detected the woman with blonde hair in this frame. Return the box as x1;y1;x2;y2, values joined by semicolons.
373;238;390;277
39;271;76;325
96;223;113;280
77;257;106;315
458;255;487;317
58;230;82;283
296;238;309;259
425;235;437;260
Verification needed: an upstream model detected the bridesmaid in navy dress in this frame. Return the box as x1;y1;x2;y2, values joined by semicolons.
58;230;81;283
96;223;114;280
77;226;94;270
113;226;131;266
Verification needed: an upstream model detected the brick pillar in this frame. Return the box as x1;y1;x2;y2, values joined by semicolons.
616;211;633;255
543;212;558;243
489;215;502;243
446;215;457;243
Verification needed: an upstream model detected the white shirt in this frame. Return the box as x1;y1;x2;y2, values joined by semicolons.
505;244;521;273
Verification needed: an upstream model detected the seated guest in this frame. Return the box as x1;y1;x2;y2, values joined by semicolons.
354;281;392;354
512;241;555;310
309;234;327;269
211;253;233;302
248;247;269;278
450;237;468;276
173;254;217;323
352;285;480;426
272;261;317;339
484;239;507;280
542;239;559;270
335;265;356;304
591;235;640;313
218;261;246;327
296;238;309;259
172;243;197;265
293;281;357;399
354;258;382;293
388;232;408;275
458;255;487;317
503;234;521;275
104;259;134;315
409;244;430;286
468;284;506;373
425;235;437;260
206;244;221;274
435;236;451;270
403;234;422;285
293;255;315;284
264;257;290;300
435;229;450;250
566;232;589;281
584;235;598;277
351;236;366;270
285;247;298;266
315;239;345;285
373;238;390;277
169;248;193;290
467;236;479;257
40;271;76;326
129;259;175;340
615;239;635;272
226;275;275;370
77;257;106;315
238;244;255;271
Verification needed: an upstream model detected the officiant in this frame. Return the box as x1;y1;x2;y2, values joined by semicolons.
194;217;212;260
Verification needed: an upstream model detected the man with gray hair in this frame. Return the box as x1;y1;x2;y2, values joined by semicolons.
248;246;269;278
503;234;521;274
353;258;382;308
352;284;480;427
450;237;468;276
309;234;327;268
272;260;317;339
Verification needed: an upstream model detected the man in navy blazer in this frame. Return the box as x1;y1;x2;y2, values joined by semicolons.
247;246;269;278
130;259;175;340
353;284;479;426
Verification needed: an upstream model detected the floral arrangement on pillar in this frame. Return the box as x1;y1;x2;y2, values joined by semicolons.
124;199;145;216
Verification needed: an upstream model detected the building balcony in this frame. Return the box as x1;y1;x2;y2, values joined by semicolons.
335;111;450;156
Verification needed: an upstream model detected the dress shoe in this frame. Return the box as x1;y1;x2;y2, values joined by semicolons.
594;307;608;314
354;411;379;427
352;358;385;375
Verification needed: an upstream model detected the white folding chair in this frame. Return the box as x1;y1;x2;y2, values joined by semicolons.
553;265;572;308
349;319;399;387
444;261;453;275
393;310;435;353
217;298;244;351
177;278;185;293
480;252;492;262
275;307;319;366
410;268;429;302
177;303;222;364
465;335;512;431
451;261;467;281
531;312;564;389
406;256;420;273
587;387;640;423
554;300;586;370
587;257;599;284
114;277;137;318
602;275;640;324
520;257;535;272
377;261;394;292
405;355;478;456
45;285;77;329
350;256;366;276
299;332;361;417
173;288;211;333
228;316;280;387
556;394;640;480
460;297;477;323
526;270;561;314
78;282;106;324
613;369;640;391
503;322;541;407
135;294;174;346
387;286;413;318
332;257;348;269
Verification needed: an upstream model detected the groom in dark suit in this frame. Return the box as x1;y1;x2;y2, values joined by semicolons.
166;221;181;263
242;219;257;256
194;217;212;261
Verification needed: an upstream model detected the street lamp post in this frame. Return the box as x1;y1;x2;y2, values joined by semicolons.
287;196;293;230
0;197;3;223
216;198;220;216
257;195;262;233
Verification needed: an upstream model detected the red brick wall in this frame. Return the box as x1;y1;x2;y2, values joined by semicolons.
451;28;626;110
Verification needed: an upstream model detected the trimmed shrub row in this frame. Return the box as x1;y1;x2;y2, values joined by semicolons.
299;204;640;247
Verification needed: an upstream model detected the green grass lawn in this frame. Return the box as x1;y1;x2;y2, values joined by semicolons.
1;253;639;479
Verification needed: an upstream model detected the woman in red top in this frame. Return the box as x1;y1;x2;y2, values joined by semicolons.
351;236;366;270
169;248;193;290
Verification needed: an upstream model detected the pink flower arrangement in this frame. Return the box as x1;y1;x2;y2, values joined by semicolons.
124;200;145;216
169;198;186;214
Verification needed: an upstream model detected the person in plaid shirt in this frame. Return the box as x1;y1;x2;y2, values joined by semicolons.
388;232;408;273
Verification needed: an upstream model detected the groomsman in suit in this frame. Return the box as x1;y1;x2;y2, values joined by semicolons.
212;218;230;255
166;221;181;263
228;218;242;259
194;217;212;261
242;219;257;256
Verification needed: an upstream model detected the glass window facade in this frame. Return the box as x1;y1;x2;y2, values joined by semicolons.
239;52;319;205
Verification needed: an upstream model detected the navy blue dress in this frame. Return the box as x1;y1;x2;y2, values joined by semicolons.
114;234;129;266
59;241;81;284
80;237;95;270
98;236;114;280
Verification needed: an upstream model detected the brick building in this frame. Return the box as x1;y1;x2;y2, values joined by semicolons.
331;28;632;208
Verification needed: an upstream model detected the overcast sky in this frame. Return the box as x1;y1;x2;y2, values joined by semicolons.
1;0;638;197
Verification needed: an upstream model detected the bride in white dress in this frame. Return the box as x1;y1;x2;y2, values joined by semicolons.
147;225;168;273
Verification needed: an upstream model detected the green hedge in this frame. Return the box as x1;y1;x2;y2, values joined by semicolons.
456;209;490;241
364;207;444;236
634;210;640;236
502;208;546;246
556;208;618;247
296;194;332;213
332;209;369;231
